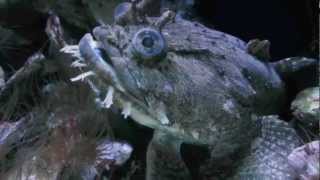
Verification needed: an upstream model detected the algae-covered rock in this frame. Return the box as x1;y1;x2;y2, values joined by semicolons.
288;141;320;180
1;116;132;180
291;87;319;127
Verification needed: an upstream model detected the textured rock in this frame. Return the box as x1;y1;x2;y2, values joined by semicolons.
233;116;302;180
291;87;320;127
1;116;132;180
288;141;320;180
96;139;133;169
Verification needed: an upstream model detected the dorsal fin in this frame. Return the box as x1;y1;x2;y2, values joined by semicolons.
270;57;318;79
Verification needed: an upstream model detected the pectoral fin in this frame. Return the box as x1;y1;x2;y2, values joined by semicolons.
146;130;191;180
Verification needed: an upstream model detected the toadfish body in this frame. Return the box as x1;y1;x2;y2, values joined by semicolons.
63;3;317;179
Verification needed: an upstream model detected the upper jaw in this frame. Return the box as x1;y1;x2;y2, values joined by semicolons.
64;33;198;143
78;33;125;92
64;31;193;140
77;33;170;127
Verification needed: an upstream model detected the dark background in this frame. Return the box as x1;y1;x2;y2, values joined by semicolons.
0;0;318;71
196;0;317;60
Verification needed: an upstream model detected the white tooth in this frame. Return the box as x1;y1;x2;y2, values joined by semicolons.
95;159;101;165
156;104;170;125
61;45;83;59
71;60;87;68
159;113;170;125
60;45;79;53
102;86;114;108
70;71;95;82
71;54;83;60
191;131;200;140
121;102;132;119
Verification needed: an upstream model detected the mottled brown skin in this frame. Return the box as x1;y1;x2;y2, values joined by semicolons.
91;18;285;144
77;17;303;179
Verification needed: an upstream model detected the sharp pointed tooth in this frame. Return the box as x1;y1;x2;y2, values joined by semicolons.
60;45;79;53
71;54;84;60
71;60;87;68
102;86;114;108
61;45;83;59
159;113;170;125
121;102;132;119
70;71;95;82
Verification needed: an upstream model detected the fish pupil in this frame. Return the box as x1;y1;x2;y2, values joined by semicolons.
142;36;154;48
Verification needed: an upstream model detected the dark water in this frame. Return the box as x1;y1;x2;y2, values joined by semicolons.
196;0;316;60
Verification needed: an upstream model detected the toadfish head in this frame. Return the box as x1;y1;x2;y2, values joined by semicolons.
72;13;282;153
77;22;194;140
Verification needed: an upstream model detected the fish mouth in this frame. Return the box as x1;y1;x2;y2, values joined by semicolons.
62;32;207;144
63;33;181;136
78;33;124;92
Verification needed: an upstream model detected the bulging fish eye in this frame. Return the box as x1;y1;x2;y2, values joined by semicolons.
131;28;167;63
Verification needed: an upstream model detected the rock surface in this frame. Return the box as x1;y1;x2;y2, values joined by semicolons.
288;141;320;180
291;87;320;127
